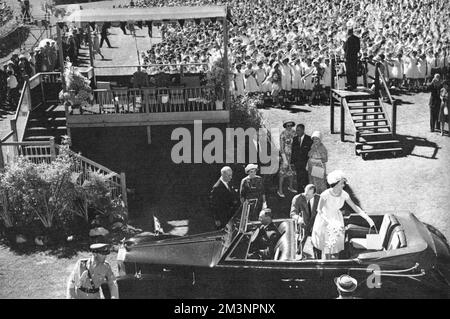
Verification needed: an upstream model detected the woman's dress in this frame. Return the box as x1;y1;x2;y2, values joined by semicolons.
281;64;292;91
244;69;259;93
279;129;296;178
311;189;350;255
240;175;265;221
291;64;302;90
303;65;314;91
390;60;403;80
233;71;245;97
307;143;328;194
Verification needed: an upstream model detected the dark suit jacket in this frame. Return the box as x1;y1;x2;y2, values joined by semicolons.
344;34;361;60
291;134;312;169
290;193;319;235
210;179;238;227
306;194;320;235
249;222;281;260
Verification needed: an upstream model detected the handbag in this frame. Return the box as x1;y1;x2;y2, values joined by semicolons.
311;165;325;178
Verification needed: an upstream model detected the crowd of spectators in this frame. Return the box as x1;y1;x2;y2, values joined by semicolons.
114;0;450;104
0;1;13;28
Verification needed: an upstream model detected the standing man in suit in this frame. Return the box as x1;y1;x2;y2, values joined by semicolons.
210;166;238;229
343;28;361;90
100;22;113;48
290;184;320;246
291;124;313;192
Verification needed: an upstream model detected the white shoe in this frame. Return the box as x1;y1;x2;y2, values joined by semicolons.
277;191;285;198
288;187;297;193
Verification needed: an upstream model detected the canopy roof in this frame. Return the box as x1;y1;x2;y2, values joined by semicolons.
63;6;227;23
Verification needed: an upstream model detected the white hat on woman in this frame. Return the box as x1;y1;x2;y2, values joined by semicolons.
327;170;346;185
311;131;322;140
245;164;258;174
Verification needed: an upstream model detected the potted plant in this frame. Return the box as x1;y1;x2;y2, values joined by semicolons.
59;60;93;114
206;57;226;110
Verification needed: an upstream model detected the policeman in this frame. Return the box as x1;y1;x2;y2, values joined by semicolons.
334;274;360;299
67;243;119;299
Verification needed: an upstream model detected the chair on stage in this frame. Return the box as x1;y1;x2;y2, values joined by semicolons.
169;87;186;112
93;89;115;114
142;87;158;113
112;88;129;113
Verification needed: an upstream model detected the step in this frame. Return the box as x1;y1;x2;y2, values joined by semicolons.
24;136;55;141
348;105;382;110
358;132;394;138
27;126;67;132
355;140;400;146
29;117;67;123
354;118;388;123
347;99;379;104
358;147;403;154
356;125;391;131
351;112;385;116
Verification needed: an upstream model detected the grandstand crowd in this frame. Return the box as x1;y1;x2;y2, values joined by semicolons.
1;0;450;108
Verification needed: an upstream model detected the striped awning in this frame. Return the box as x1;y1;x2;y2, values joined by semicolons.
62;6;227;23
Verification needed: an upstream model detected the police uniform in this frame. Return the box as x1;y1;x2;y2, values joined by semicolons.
67;244;119;299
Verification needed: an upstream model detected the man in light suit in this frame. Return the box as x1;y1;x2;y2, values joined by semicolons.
290;184;320;247
210;166;239;229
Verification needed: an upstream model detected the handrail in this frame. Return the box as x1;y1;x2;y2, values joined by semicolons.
12;80;31;142
56;144;119;178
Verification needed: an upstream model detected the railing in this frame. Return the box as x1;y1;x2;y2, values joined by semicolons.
11;81;31;143
74;86;223;115
57;145;126;204
374;62;397;136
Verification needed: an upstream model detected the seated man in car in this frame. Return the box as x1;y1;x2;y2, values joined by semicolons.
248;209;281;260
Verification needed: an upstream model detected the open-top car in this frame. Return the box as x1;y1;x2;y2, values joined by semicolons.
116;200;450;298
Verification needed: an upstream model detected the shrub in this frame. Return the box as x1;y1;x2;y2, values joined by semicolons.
0;143;127;239
230;93;264;129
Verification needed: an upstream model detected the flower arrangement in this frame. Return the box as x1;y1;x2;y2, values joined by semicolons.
60;60;93;108
325;220;343;253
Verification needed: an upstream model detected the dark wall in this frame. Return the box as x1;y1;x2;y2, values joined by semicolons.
70;124;248;216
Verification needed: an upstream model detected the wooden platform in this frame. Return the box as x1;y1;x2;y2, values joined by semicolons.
331;88;373;99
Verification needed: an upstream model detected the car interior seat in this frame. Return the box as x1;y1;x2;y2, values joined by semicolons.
350;214;400;250
386;226;407;250
274;221;295;261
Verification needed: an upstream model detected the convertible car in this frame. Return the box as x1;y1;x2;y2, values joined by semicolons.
116;200;450;298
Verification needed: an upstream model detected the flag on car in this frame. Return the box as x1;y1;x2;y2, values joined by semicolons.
153;215;164;234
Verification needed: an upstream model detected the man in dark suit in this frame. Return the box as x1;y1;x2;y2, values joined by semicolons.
343;28;361;90
248;209;281;260
210;166;238;229
291;124;313;192
100;22;113;48
290;184;319;244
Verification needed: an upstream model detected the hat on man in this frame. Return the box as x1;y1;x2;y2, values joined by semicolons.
245;164;258;174
327;170;347;185
90;243;110;254
334;275;357;293
283;120;296;128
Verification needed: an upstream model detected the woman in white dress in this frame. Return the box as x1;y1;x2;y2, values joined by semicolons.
386;53;404;89
405;50;420;91
291;59;303;103
311;170;375;260
244;62;259;94
233;64;245;97
255;61;267;92
302;58;314;99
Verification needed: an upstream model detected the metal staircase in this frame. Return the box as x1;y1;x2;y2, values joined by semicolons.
330;59;403;159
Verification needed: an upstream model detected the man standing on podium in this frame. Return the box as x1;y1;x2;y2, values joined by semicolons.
343;27;361;91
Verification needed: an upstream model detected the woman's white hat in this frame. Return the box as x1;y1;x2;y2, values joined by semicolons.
327;170;346;185
311;131;322;140
245;164;258;174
